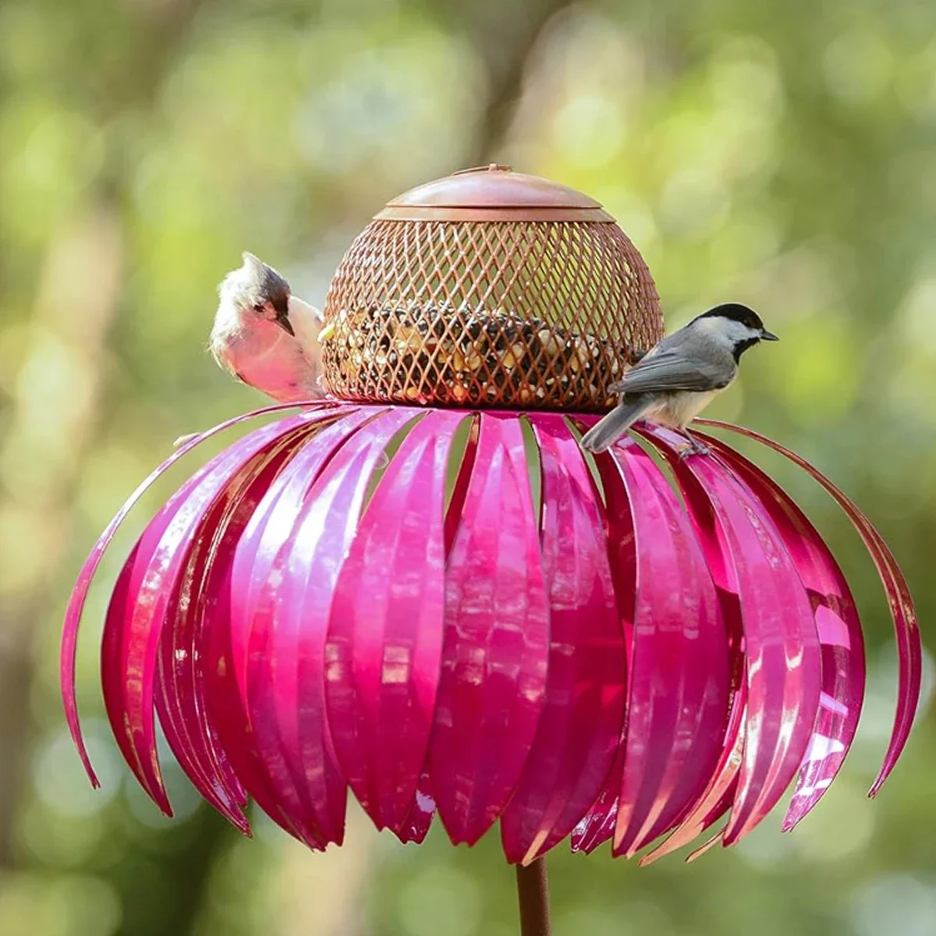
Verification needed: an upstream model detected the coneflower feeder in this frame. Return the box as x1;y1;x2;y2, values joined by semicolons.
62;166;920;935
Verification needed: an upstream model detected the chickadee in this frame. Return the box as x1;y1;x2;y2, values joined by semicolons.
209;252;326;404
579;302;778;454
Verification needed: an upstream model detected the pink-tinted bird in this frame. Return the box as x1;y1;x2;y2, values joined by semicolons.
210;252;326;403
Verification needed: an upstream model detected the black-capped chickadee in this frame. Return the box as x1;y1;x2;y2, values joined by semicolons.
579;302;778;454
209;252;326;404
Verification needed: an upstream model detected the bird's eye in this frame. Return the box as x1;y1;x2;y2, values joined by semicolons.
252;303;264;314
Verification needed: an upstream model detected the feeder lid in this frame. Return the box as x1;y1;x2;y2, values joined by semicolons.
375;164;614;222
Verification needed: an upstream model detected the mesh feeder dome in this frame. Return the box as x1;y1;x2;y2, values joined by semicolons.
320;164;663;410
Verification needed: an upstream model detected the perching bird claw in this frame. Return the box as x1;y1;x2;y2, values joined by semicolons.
677;437;712;460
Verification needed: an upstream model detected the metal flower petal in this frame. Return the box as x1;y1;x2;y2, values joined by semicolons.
641;425;822;847
695;419;920;798
63;407;920;862
500;415;625;865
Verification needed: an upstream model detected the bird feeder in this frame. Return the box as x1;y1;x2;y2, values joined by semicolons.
62;167;920;936
320;164;662;409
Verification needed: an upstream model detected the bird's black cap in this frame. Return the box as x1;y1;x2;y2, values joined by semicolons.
697;302;767;332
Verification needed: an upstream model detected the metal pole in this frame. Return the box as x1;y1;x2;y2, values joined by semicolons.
515;857;552;936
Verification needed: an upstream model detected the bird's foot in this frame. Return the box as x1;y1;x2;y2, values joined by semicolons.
676;437;711;460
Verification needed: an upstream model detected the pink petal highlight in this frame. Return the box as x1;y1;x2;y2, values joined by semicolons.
500;414;626;865
326;411;465;833
696;419;921;797
431;413;550;845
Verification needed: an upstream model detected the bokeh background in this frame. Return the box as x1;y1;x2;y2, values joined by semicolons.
2;0;936;933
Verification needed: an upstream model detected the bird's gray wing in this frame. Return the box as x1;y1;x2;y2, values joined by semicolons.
608;351;731;395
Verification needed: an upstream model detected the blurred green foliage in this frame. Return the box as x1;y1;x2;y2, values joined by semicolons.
1;0;935;934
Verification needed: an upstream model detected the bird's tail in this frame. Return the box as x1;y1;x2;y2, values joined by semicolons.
580;398;654;453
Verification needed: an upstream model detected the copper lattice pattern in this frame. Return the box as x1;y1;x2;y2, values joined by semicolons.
321;219;663;411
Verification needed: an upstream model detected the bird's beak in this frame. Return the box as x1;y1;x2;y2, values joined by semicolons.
760;329;779;341
274;308;295;336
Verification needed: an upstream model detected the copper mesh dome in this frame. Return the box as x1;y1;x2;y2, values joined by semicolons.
320;165;664;411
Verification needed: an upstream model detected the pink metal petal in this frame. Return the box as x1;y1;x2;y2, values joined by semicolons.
607;437;730;856
696;419;921;797
631;425;748;864
394;771;436;844
248;409;418;845
431;412;550;845
204;539;316;846
228;409;376;703
693;429;865;830
100;412;325;812
645;426;821;846
62;402;340;785
154;430;315;832
227;409;387;843
100;543;160;805
500;413;626;864
568;430;637;856
638;687;746;865
208;411;372;848
685;829;724;863
569;753;623;855
444;416;479;555
326;411;465;834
